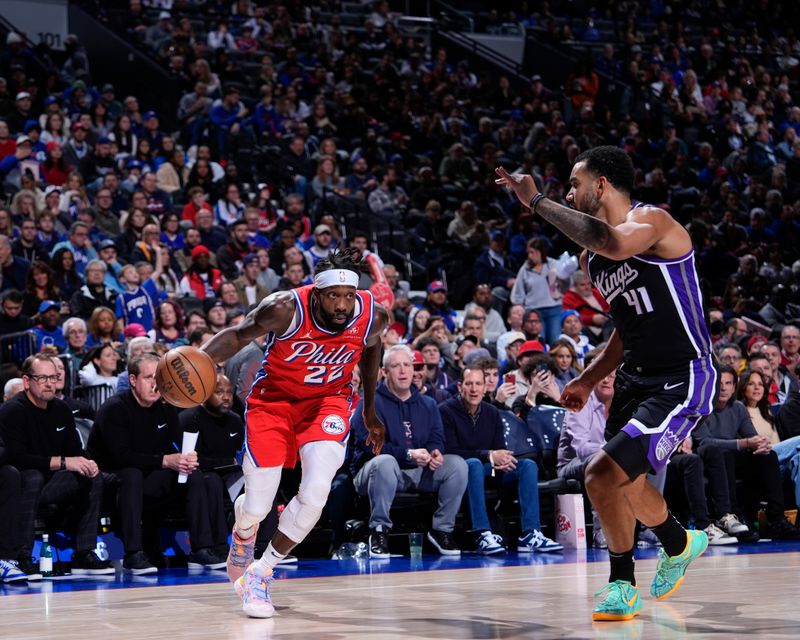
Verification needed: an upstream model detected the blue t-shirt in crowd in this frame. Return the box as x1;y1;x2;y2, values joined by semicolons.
115;278;158;331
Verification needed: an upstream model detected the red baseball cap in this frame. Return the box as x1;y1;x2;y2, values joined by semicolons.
190;244;210;260
412;350;424;366
387;321;406;337
518;340;545;357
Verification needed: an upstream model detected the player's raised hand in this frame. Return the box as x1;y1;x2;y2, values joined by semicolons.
560;377;593;412
494;166;539;208
363;407;385;455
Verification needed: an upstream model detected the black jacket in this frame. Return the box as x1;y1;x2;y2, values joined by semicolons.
178;405;244;470
440;396;505;463
0;393;84;471
88;390;180;472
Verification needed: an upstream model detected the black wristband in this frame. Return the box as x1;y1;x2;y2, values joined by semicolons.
529;193;546;213
60;456;66;471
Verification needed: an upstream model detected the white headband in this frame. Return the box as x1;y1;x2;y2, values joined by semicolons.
314;269;359;289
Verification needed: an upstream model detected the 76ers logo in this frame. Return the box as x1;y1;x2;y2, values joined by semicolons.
321;414;347;435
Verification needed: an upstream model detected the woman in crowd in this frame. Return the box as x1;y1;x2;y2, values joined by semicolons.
51;247;83;303
310;155;347;202
510;237;564;345
23;261;61;317
110;114;138;157
160;212;185;252
151;299;188;349
549;338;581;392
40;112;68;146
41;142;72;186
214;182;246;226
86;306;122;347
78;343;120;389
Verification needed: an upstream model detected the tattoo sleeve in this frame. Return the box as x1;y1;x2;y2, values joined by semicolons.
536;198;612;253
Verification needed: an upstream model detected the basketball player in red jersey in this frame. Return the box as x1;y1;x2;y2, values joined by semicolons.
201;249;388;617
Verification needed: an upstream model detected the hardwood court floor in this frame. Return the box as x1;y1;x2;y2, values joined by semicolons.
2;546;800;639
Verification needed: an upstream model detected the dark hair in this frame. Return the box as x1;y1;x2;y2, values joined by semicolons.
748;351;769;366
416;336;440;352
717;363;738;386
25;261;59;299
82;343;116;371
2;289;24;304
574;145;635;196
155;298;185;333
737;369;773;425
314;247;364;277
188;326;213;345
526;237;549;264
128;352;160;376
472;356;500;371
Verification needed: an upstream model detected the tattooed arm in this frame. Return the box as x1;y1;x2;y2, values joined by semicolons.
494;167;687;260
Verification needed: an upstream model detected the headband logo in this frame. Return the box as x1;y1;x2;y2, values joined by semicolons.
339;271;346;282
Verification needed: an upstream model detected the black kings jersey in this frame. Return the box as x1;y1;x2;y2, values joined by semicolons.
586;248;712;369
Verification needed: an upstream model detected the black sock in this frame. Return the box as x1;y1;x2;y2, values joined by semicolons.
650;512;688;557
608;548;635;585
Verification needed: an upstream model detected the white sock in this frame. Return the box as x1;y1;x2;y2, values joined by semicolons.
258;543;286;570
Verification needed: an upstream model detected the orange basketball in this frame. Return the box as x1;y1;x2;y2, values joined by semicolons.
156;346;217;408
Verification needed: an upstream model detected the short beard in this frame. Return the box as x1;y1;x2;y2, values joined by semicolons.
313;296;353;333
580;189;601;216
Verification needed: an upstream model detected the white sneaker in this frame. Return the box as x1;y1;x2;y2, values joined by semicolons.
517;529;563;553
717;513;749;535
475;531;506;555
703;523;737;545
636;527;662;548
235;562;275;618
593;528;607;549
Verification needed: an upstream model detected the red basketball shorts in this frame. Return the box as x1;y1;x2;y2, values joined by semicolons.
244;393;352;468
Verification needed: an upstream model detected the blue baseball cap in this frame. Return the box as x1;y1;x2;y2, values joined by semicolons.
142;110;157;121
38;300;59;314
560;309;580;326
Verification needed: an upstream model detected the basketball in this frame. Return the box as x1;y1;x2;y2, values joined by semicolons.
155;346;217;408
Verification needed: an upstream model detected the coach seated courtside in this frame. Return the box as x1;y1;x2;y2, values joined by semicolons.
88;353;229;573
351;345;468;558
0;354;113;578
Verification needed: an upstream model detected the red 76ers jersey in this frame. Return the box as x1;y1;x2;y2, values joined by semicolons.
248;285;376;402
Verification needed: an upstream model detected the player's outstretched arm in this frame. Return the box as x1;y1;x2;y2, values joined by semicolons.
201;291;295;363
361;302;389;455
560;329;624;412
495;167;682;260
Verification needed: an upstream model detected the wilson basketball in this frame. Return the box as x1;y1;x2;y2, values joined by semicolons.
156;346;217;408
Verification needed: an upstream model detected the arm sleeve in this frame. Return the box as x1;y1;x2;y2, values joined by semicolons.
510;267;525;305
0;406;50;470
423;405;446;453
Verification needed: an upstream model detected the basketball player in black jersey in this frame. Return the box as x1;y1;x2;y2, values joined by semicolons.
496;147;717;621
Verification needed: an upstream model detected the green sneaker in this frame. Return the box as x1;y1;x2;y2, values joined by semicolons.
650;529;708;600
592;580;642;621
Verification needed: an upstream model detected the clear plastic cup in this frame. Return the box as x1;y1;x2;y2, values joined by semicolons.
409;532;423;557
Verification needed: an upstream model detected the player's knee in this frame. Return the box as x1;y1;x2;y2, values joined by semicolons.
585;455;612;494
298;480;331;511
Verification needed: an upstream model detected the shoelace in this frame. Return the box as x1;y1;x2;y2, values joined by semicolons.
593;581;626;601
246;570;273;603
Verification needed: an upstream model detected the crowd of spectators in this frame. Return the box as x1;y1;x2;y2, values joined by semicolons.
1;0;800;575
